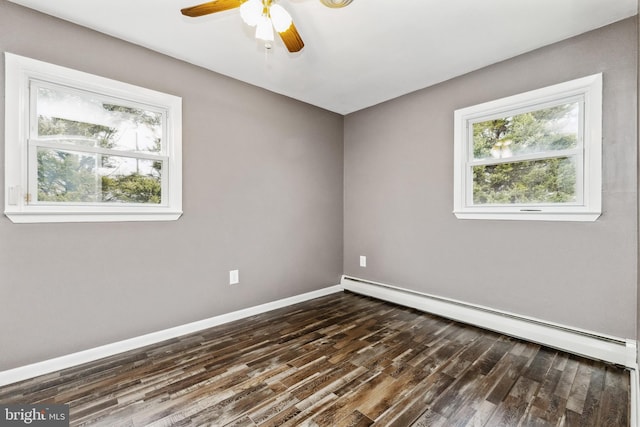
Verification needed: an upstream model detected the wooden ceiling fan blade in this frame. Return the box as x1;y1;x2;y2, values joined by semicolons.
181;0;243;17
278;23;304;53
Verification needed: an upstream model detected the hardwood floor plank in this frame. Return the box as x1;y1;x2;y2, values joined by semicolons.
524;347;558;383
575;362;606;427
598;366;630;426
0;292;629;427
224;415;255;427
438;341;520;424
485;376;539;426
459;400;498;427
356;373;407;420
250;391;300;424
289;362;359;402
566;359;594;414
485;353;531;405
410;408;449;427
336;410;374;427
553;356;580;400
527;367;564;422
370;371;455;426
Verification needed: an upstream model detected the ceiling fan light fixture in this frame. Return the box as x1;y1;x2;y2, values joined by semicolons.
255;15;274;42
240;0;262;26
181;0;304;53
319;0;353;8
269;4;293;32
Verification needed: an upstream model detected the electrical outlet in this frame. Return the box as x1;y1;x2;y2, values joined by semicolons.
359;256;367;267
229;270;239;285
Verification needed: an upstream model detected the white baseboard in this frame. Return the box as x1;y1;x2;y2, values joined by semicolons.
341;275;637;368
0;285;343;387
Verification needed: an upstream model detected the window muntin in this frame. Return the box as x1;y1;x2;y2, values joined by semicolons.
4;52;182;223
453;74;602;221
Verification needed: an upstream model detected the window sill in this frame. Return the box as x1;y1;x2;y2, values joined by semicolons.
453;210;601;222
4;210;183;224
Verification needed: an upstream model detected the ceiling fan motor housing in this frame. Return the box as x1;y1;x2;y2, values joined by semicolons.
319;0;353;8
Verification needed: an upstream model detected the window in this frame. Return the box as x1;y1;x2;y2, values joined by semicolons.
4;52;182;223
453;74;602;221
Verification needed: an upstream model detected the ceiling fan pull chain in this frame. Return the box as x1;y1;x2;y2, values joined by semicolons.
264;41;273;66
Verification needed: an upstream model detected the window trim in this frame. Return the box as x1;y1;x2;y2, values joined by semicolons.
453;74;602;222
4;52;183;223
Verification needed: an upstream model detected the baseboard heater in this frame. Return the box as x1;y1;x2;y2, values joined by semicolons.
340;275;636;368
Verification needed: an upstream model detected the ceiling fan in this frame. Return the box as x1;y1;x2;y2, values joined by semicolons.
181;0;353;53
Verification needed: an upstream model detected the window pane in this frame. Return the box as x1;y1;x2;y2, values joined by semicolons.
472;102;579;160
472;157;577;205
37;147;98;202
37;86;162;153
100;155;162;204
37;147;162;204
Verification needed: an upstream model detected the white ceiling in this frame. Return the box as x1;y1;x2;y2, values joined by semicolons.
7;0;638;114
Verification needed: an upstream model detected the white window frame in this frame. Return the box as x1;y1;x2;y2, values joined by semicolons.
453;74;602;222
4;52;183;223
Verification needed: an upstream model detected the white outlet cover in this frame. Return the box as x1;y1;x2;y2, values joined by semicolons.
359;256;366;267
229;270;239;285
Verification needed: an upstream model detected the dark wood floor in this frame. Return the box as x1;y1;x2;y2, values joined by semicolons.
0;292;630;426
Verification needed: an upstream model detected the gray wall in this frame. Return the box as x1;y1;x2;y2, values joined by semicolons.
0;1;344;371
344;18;638;339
